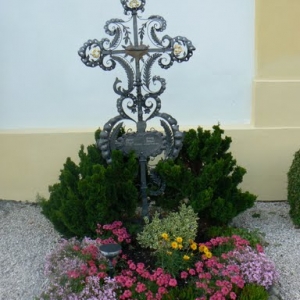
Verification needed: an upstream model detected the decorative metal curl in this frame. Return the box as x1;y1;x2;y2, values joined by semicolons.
148;169;166;196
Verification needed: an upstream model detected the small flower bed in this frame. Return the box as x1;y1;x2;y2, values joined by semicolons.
38;219;278;300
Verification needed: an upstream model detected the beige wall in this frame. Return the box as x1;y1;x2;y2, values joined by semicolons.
254;0;300;127
250;0;300;200
1;0;300;202
256;0;300;79
0;130;95;201
0;127;299;202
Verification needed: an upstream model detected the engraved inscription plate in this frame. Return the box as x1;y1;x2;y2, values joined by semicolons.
116;131;166;157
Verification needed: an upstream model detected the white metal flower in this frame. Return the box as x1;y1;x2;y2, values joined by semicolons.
128;0;141;9
173;44;183;56
91;48;101;59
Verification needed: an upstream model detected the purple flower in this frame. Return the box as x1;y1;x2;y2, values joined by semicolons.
230;246;279;288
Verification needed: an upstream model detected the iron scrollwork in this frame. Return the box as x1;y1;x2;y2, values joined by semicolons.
78;0;195;216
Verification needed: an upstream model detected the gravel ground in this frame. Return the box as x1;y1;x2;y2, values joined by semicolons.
231;201;300;300
0;200;61;300
0;200;299;300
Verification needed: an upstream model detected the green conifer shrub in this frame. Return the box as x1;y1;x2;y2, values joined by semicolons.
154;125;256;225
40;134;139;238
287;149;300;227
41;125;256;237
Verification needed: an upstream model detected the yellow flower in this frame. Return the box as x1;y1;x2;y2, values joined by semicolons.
178;244;183;250
183;255;190;261
166;251;172;255
204;251;212;259
190;242;197;251
204;248;210;255
161;233;169;240
199;244;208;253
171;241;178;249
176;237;183;243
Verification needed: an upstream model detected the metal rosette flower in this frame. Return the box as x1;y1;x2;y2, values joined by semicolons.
142;14;196;69
171;36;195;62
120;0;146;15
158;35;196;69
78;39;102;67
78;39;118;71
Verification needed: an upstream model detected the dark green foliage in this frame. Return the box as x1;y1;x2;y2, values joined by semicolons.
41;125;255;237
155;125;256;225
239;283;269;300
40;139;139;238
162;285;196;300
287;149;300;227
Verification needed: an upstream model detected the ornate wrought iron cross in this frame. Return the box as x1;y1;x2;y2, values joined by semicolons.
78;0;195;217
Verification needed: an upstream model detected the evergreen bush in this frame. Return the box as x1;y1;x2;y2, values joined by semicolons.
40;132;139;238
154;125;256;225
41;125;256;237
287;149;300;227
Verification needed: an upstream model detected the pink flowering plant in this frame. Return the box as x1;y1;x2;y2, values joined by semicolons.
38;221;279;300
38;221;130;300
38;237;117;299
204;235;279;289
229;246;279;289
115;261;178;300
95;221;131;245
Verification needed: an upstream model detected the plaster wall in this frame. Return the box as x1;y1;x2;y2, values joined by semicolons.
0;0;254;129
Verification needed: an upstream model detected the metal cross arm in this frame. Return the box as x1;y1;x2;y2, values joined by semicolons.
78;0;195;82
78;34;195;70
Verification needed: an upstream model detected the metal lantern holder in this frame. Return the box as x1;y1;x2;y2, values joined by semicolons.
99;244;122;277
